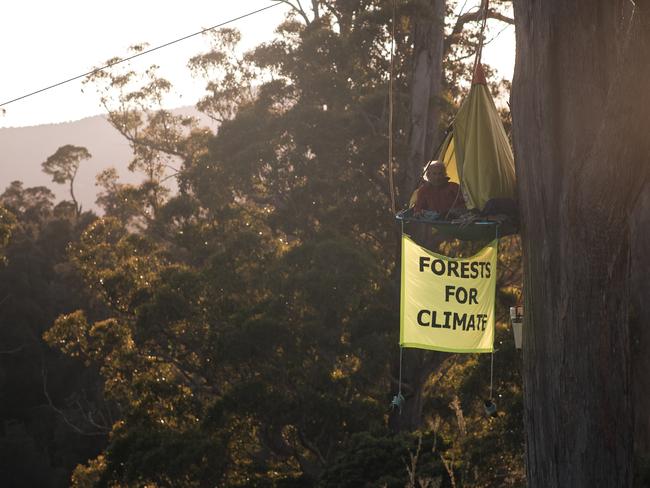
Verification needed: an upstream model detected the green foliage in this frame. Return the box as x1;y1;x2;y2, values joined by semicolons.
0;205;15;263
0;182;106;487
42;144;91;185
1;180;55;229
42;145;91;216
99;426;229;487
0;422;66;487
634;453;650;488
319;431;448;488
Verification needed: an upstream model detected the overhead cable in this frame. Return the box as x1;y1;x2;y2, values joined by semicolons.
0;2;283;108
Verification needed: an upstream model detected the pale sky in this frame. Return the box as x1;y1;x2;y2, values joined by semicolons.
0;0;514;129
0;1;291;128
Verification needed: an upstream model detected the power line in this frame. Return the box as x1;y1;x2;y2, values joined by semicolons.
0;2;283;109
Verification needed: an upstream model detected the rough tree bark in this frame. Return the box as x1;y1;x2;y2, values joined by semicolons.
631;185;650;458
402;0;446;201
512;1;650;486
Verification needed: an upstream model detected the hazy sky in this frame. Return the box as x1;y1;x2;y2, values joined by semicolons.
0;1;290;128
0;1;514;128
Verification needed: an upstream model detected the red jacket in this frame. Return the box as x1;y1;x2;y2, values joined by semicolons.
413;181;465;215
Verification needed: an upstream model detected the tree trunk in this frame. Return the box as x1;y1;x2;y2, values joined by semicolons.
631;184;650;457
70;175;80;218
392;0;446;432
511;1;650;486
402;0;446;204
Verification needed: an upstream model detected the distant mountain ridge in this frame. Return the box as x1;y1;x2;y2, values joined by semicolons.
0;107;215;212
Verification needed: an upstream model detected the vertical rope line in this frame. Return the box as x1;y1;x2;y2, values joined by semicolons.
472;0;490;75
489;222;498;400
394;221;404;414
388;0;397;214
398;345;404;414
444;1;490;219
489;350;494;399
447;0;490;220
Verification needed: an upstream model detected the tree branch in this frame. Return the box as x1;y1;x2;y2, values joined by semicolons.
0;344;25;355
448;21;513;64
41;364;107;436
452;7;514;36
296;427;327;465
445;7;514;55
276;0;312;25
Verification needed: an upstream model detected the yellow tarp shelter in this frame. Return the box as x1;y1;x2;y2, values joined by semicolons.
438;64;516;210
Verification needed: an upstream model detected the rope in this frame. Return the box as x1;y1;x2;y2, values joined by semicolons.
397;345;404;406
444;117;470;220
444;0;490;220
390;220;405;414
444;172;463;220
489;349;494;399
391;346;406;413
472;0;490;75
387;0;397;214
489;223;499;400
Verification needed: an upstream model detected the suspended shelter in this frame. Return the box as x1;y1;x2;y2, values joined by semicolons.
392;4;513;419
396;63;517;241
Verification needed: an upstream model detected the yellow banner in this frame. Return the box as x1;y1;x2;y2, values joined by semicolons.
400;235;497;353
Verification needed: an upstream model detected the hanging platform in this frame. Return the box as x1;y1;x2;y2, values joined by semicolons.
396;207;516;241
398;63;519;242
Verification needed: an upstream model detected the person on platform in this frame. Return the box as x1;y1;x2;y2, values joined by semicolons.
413;161;465;219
